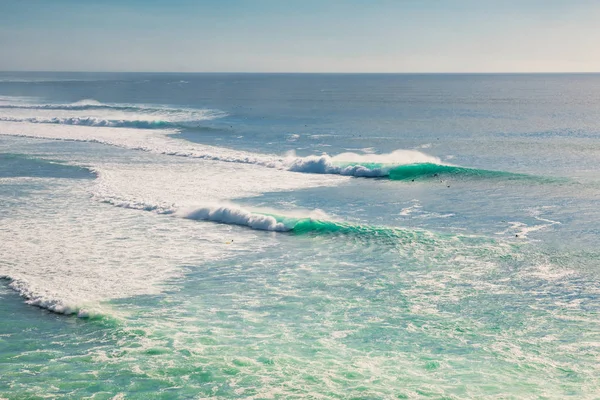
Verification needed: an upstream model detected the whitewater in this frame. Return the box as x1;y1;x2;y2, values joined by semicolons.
1;72;600;399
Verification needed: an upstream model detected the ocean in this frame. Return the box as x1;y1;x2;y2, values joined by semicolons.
0;72;599;399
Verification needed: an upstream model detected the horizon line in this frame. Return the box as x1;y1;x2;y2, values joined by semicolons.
2;70;600;75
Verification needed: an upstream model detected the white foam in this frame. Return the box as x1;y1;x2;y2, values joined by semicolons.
181;205;289;232
0;102;225;128
286;150;441;176
0;121;441;178
0;179;277;317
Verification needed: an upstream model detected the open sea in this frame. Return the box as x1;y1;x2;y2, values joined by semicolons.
0;72;599;399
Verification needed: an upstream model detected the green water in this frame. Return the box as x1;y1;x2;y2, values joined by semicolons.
2;228;598;399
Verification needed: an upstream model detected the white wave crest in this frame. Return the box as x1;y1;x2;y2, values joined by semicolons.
180;205;290;232
2;275;91;317
284;150;441;176
0;116;175;129
0;120;441;179
0;98;227;122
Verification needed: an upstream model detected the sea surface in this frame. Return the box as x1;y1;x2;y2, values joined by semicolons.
0;72;599;399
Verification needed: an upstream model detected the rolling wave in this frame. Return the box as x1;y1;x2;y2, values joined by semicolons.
0;99;227;122
1;275;93;317
0;116;176;129
0;99;164;112
0;103;544;182
387;162;532;181
180;204;433;243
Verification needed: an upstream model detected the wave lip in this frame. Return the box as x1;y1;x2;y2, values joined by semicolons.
182;206;289;232
1;275;91;317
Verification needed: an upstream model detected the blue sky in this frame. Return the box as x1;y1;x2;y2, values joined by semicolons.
1;0;599;72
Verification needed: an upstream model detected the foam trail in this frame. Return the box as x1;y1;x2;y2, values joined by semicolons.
1;275;91;317
0;116;175;129
286;150;441;177
0;120;537;182
0;99;174;112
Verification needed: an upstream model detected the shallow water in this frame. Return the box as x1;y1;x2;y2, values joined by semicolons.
1;73;599;398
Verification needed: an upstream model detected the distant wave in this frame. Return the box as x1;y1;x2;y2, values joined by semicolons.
0;113;542;182
0;99;227;120
0;99;159;112
0;152;97;179
0;116;177;129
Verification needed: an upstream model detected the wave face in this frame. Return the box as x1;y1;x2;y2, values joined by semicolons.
179;204;438;244
387;162;532;181
0;99;172;112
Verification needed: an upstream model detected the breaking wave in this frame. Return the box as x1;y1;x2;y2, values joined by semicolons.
0;99;171;112
1;275;95;318
387;163;532;181
0;116;176;129
179;204;437;243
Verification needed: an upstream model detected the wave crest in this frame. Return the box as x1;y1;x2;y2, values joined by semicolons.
1;276;91;317
181;205;289;232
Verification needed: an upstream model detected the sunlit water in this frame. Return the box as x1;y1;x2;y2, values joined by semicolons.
1;73;599;399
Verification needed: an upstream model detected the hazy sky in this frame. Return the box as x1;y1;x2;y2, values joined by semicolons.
1;0;599;72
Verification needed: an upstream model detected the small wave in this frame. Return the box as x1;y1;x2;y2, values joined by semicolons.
0;99;156;112
0;116;175;129
0;99;227;120
1;275;92;317
97;195;176;215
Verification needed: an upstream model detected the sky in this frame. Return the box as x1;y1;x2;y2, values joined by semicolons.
1;0;599;73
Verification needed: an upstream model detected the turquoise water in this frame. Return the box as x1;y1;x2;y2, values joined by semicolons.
1;73;600;399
